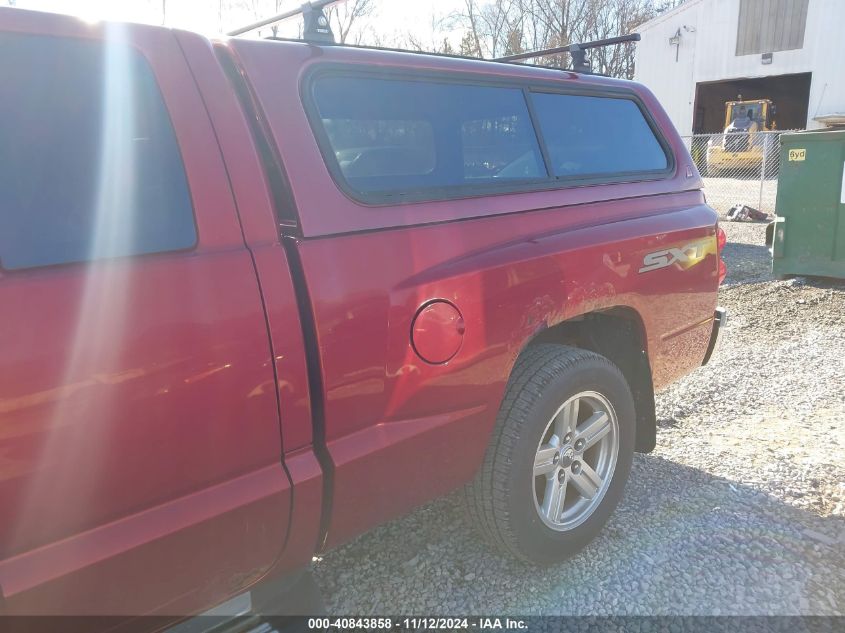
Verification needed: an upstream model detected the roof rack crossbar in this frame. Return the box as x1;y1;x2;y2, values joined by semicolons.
227;0;343;38
495;33;640;73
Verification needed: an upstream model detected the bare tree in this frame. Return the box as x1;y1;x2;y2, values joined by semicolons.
221;0;376;43
267;0;286;37
460;0;486;58
222;0;270;33
401;13;456;54
451;0;523;58
324;0;376;44
459;31;481;57
451;0;672;78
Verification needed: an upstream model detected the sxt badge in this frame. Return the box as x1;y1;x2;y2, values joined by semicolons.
639;238;715;273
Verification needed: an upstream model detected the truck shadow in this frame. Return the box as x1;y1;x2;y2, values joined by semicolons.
312;454;844;615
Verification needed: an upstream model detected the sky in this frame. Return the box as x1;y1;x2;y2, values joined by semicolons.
7;0;464;44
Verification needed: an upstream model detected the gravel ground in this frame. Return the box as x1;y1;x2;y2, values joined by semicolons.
312;220;845;616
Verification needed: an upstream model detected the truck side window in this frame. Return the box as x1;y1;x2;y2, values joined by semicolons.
311;76;546;199
530;92;669;179
0;33;196;270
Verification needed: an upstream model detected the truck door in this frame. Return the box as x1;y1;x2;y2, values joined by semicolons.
0;10;289;614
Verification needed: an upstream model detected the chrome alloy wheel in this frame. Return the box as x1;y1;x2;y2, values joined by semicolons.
532;391;620;531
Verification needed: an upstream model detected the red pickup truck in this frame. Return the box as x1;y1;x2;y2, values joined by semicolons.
0;6;725;620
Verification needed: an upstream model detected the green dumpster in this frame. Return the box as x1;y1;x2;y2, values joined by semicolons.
771;129;845;279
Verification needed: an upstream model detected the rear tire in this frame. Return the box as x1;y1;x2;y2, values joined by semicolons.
465;344;635;564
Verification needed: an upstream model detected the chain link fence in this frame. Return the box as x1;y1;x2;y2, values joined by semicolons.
682;130;799;216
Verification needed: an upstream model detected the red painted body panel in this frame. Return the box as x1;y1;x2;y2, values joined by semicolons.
176;31;323;578
0;9;290;616
2;466;287;615
176;31;316;454
293;194;717;548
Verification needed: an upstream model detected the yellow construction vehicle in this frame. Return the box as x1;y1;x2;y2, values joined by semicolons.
706;98;776;176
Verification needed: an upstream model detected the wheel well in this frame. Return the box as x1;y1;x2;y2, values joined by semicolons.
526;308;656;453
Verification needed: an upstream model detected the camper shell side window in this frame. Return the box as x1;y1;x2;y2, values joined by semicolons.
303;67;675;205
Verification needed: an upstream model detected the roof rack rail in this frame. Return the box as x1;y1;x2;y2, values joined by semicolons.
495;33;640;74
227;0;345;40
229;6;637;77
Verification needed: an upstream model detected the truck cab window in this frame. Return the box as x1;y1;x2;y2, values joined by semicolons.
0;33;196;270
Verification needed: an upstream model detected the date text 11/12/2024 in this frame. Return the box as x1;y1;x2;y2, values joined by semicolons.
307;617;529;630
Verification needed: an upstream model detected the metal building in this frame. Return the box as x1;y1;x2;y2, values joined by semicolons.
634;0;845;136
